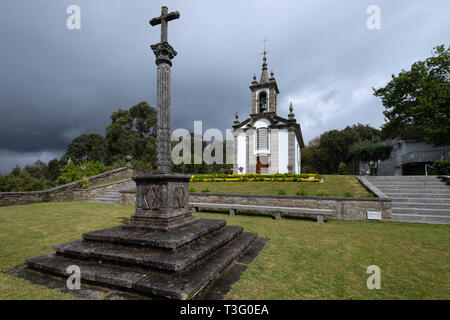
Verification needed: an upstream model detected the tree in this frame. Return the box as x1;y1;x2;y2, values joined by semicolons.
24;160;47;179
44;158;67;182
66;133;109;164
171;133;233;174
301;137;326;173
374;45;450;146
301;124;381;174
350;139;394;175
303;124;381;174
106;102;157;166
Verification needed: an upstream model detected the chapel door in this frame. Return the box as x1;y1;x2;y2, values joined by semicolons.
256;156;269;174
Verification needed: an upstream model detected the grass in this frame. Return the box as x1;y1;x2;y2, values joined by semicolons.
0;202;131;299
190;175;373;197
0;202;449;299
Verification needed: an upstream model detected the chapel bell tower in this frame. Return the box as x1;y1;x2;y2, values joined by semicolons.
250;51;280;115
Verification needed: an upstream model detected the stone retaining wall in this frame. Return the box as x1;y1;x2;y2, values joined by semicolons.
0;167;132;207
120;191;392;221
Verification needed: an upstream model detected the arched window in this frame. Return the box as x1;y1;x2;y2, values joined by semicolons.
258;92;267;113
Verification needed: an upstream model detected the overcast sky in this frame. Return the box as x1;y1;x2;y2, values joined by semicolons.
0;0;449;173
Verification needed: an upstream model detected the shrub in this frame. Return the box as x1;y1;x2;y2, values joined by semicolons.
80;176;89;189
201;189;210;193
344;192;354;197
301;165;317;174
277;189;287;195
296;189;308;196
338;162;348;175
190;173;322;183
57;160;106;184
433;160;450;175
189;188;196;193
0;171;52;192
316;192;329;197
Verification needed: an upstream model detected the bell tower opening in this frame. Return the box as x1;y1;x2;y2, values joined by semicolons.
259;91;267;113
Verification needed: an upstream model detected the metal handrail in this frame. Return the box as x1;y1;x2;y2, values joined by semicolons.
401;150;448;165
425;164;434;176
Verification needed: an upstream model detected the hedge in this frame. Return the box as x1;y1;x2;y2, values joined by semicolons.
190;173;322;182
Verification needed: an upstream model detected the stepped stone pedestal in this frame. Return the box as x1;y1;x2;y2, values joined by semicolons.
26;176;259;300
26;214;257;299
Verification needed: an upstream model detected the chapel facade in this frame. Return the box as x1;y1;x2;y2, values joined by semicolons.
232;52;305;174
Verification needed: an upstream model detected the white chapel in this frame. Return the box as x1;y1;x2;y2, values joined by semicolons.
232;52;305;174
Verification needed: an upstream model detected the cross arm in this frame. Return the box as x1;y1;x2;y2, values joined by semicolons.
150;11;180;26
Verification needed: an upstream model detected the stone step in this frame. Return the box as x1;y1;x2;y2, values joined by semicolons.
26;232;258;299
392;207;450;216
367;176;440;179
385;193;450;198
393;202;450;210
392;198;450;204
96;192;121;196
90;195;120;199
378;186;450;191
371;181;445;186
91;196;120;200
87;197;120;201
87;199;121;204
381;190;450;195
83;219;227;251
54;226;243;275
392;214;450;225
369;180;442;184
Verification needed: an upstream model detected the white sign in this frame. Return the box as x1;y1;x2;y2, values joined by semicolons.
367;211;382;220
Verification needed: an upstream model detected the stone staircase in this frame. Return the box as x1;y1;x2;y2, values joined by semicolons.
87;181;136;204
365;176;450;224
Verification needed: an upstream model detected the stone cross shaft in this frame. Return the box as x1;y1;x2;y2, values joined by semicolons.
150;6;180;172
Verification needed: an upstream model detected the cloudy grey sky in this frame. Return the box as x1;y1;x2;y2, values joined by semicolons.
0;0;449;173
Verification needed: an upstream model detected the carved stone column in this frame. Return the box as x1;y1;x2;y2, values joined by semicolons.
151;42;177;173
126;9;198;232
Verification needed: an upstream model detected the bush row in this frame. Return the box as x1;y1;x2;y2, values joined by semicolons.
190;173;322;182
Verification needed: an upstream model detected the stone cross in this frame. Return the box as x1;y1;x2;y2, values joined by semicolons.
150;6;180;172
150;6;180;43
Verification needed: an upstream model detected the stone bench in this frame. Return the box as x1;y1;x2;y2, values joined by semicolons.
190;202;334;223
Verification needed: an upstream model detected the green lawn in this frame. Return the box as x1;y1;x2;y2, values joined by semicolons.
190;175;373;197
0;202;449;299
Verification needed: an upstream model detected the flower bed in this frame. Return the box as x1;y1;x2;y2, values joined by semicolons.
190;173;322;182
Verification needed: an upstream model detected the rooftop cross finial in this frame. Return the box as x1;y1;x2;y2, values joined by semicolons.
263;38;269;52
150;6;180;43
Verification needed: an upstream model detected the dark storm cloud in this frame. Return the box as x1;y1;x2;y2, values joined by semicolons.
0;0;449;172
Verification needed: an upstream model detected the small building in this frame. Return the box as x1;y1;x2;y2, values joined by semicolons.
360;134;450;176
232;52;305;174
